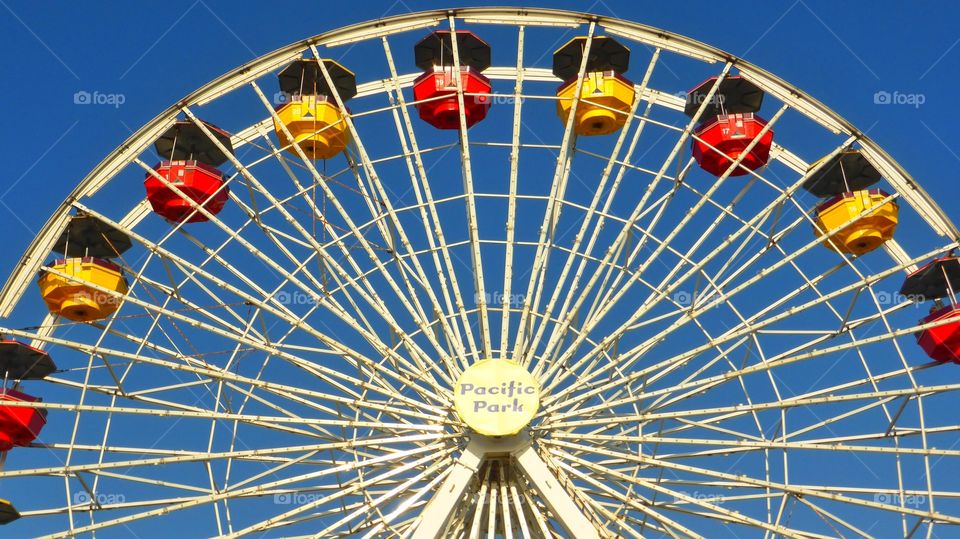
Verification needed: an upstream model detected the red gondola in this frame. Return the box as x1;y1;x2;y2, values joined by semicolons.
692;113;773;177
901;256;960;363
146;120;234;223
413;31;492;130
0;390;46;451
145;161;229;223
686;76;773;177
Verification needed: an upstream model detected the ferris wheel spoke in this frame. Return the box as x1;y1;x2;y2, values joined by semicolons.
625;305;921;422
37;442;454;538
539;135;857;395
1;326;447;427
229;503;377;537
544;345;955;432
26;274;417;399
129;272;267;343
314;40;480;376
188;99;455;391
329;151;468;380
226;447;453;538
551;386;958;446
514;23;598;366
549;456;704;538
545;445;821;538
332;144;467;380
89;300;420;411
218;379;444;437
6;434;449;484
57;205;453;404
356;467;446;538
523;49;659;378
376;119;476;374
208;316;450;490
120;169;449;400
548;429;960;460
489;26;528;360
307;455;449;538
222;194;453;393
246;85;466;387
0;399;441;433
540;241;953;416
572;213;857;399
550;458;833;538
338;109;476;368
791;495;879;539
381;37;481;367
549;439;960;528
706;197;892;308
574;169;692;330
409;19;494;358
626;269;851;420
117;237;274;344
556;258;758;421
530;66;735;387
575;102;786;348
569;65;733;297
577;152;691;334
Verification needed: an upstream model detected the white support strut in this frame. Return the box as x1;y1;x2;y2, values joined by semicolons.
412;435;601;539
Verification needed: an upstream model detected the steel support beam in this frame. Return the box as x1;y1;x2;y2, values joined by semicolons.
411;434;600;539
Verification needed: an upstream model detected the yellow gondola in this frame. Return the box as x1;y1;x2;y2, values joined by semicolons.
274;95;350;160
556;71;635;136
813;189;898;255
37;257;129;322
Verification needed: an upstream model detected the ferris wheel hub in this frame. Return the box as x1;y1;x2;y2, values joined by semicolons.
453;359;540;437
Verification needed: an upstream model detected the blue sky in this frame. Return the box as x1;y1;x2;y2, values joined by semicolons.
1;0;958;266
2;1;960;536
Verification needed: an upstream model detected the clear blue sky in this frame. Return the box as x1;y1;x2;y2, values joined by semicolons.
2;1;959;536
1;0;958;262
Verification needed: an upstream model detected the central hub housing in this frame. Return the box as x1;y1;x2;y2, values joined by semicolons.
453;359;540;436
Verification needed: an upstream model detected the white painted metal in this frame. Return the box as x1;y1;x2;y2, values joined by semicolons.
513;441;602;538
411;437;489;539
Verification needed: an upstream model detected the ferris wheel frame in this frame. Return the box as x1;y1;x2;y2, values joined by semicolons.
0;6;957;538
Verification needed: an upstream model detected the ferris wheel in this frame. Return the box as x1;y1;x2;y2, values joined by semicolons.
1;6;960;538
